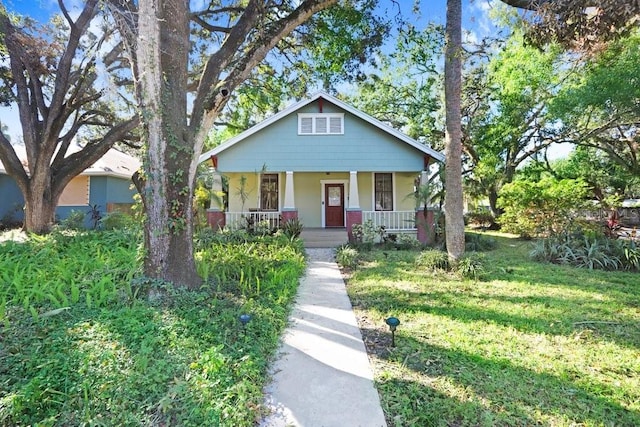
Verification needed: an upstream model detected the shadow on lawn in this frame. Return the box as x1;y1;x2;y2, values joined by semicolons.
0;291;282;426
360;325;640;426
352;285;640;350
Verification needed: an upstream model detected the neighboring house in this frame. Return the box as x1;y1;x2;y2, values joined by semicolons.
0;145;140;228
199;91;444;243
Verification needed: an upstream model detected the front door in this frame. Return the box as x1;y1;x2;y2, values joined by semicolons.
325;184;345;227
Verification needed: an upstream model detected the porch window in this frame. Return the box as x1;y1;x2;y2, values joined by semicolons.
298;113;344;135
374;173;393;211
260;174;279;211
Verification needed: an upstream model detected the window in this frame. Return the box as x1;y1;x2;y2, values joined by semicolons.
298;113;344;135
59;176;89;206
374;173;393;211
260;174;279;211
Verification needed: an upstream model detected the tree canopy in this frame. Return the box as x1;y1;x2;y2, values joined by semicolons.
0;1;138;233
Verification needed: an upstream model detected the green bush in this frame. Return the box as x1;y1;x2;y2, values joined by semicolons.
498;177;589;238
416;249;450;271
281;217;303;239
99;211;135;230
59;210;86;230
394;233;421;250
455;252;486;280
195;234;305;298
465;232;497;252
351;219;386;250
336;245;359;269
466;207;494;229
530;231;632;271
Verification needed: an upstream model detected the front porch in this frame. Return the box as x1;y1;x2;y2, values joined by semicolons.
207;208;436;245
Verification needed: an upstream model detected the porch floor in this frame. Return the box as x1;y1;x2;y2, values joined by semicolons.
300;228;348;248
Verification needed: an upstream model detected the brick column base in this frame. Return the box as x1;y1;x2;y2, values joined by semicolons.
416;209;436;245
346;210;363;243
207;209;225;231
281;209;298;224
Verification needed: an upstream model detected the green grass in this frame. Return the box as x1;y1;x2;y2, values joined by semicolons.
345;232;640;427
0;229;305;426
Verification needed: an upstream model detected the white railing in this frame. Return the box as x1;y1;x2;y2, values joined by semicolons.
224;211;281;230
362;210;416;231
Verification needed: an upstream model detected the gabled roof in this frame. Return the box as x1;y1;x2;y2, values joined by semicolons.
198;91;445;164
0;144;140;179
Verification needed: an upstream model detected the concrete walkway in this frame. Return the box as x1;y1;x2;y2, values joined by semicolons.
259;248;387;427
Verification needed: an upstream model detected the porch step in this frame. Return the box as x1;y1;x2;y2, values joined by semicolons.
300;228;348;248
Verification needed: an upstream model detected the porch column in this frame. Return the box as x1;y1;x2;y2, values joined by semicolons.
419;170;429;209
207;170;225;230
346;171;362;242
281;171;298;223
416;170;433;245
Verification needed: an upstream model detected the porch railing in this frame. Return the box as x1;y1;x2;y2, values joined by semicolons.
224;211;281;230
362;210;416;231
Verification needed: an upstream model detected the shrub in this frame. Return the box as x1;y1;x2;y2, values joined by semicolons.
465;232;497;252
416;249;450;271
456;253;486;280
498;177;589;238
0;204;23;230
59;210;86;230
336;245;359;269
530;232;626;271
281;217;303;239
466;207;494;229
622;241;640;271
394;233;421;250
99;211;135;230
351;220;388;251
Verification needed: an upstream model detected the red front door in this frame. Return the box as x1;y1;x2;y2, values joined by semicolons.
325;184;345;227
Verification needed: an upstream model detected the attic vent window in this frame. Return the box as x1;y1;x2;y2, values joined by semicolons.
298;113;344;135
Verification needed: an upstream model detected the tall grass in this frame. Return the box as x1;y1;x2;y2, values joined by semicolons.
0;229;305;426
0;229;141;319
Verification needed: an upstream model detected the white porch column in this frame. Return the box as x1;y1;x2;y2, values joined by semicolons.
209;170;223;211
419;170;429;209
283;171;295;209
348;171;360;209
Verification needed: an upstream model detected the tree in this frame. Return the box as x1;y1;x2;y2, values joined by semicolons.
344;24;444;143
444;0;465;261
464;27;565;219
499;0;640;50
205;1;390;144
0;1;138;234
498;176;589;238
546;32;640;178
107;0;343;287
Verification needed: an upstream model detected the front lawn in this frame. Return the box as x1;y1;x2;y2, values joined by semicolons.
0;229;305;426
345;233;640;426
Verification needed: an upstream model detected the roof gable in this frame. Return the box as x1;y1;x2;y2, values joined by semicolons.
199;91;444;165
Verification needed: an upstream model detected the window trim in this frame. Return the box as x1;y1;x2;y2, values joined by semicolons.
259;173;279;211
298;113;344;135
373;172;394;211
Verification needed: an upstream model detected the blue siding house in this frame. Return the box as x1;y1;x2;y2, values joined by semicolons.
199;92;444;243
0;147;140;228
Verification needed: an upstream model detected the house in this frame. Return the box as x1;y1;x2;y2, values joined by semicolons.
0;145;140;228
198;91;444;244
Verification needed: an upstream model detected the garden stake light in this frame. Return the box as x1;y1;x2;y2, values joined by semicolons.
385;316;400;347
239;313;252;334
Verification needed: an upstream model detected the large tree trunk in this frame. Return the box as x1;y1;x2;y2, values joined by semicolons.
444;0;466;261
136;0;200;288
23;183;57;234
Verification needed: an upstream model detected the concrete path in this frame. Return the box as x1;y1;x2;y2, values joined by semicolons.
259;248;387;427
